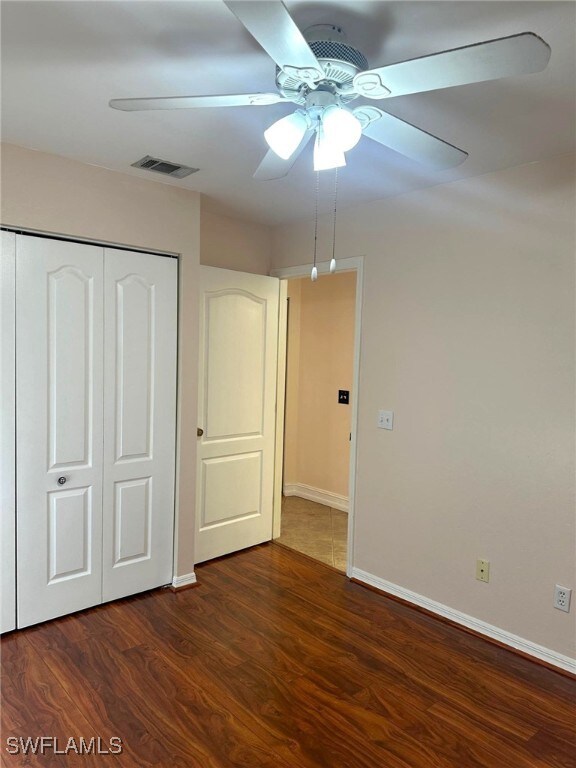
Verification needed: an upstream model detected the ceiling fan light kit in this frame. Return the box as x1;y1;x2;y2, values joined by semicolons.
322;105;362;153
264;88;363;171
108;1;552;283
313;127;346;172
264;110;309;159
110;1;550;181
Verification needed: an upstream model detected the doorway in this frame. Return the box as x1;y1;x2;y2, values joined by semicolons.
192;258;362;575
272;258;362;575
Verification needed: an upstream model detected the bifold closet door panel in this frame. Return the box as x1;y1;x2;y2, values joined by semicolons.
1;231;16;633
16;236;104;628
102;249;177;601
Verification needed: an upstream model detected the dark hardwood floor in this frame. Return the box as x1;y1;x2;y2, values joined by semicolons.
1;543;575;767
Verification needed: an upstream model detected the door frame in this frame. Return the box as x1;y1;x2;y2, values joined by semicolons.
271;256;364;578
1;231;16;632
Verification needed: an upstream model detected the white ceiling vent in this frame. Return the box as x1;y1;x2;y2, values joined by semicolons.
131;155;199;178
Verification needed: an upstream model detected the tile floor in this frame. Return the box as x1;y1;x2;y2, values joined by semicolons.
274;496;348;571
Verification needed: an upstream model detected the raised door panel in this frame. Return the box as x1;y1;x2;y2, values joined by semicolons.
48;266;94;469
16;235;104;628
114;478;151;565
48;487;93;581
115;275;154;461
205;292;266;439
102;249;177;602
195;267;279;564
201;452;262;528
1;231;16;633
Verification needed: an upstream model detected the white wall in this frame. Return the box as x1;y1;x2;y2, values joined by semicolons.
272;153;576;661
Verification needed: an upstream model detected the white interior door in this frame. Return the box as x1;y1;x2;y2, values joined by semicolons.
16;235;104;628
1;231;16;633
102;249;177;601
195;267;280;563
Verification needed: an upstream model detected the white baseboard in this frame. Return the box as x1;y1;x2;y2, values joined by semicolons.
283;483;348;512
352;567;576;675
171;572;197;589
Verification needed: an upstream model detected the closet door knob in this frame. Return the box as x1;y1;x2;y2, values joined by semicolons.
197;427;204;437
57;476;67;485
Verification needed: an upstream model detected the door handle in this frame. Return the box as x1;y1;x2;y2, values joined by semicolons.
57;476;67;485
197;427;204;437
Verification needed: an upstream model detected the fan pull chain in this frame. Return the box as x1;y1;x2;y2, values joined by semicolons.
311;170;320;282
330;167;338;274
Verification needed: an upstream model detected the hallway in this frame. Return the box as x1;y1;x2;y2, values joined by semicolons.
275;496;348;571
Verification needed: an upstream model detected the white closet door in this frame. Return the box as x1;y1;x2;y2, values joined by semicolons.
1;231;16;633
16;236;104;628
102;249;177;602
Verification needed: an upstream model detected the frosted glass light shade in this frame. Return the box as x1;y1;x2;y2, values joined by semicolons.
322;106;362;152
264;111;309;160
313;129;346;172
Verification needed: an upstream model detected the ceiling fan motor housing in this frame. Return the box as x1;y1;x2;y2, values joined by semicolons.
276;24;368;104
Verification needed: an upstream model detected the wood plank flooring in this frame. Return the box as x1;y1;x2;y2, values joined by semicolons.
1;543;575;767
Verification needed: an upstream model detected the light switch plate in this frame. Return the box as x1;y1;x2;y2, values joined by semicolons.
377;410;394;430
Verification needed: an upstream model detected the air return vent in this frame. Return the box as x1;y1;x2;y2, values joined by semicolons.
131;155;199;178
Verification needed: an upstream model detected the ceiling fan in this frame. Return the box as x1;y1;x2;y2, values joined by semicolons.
109;1;551;179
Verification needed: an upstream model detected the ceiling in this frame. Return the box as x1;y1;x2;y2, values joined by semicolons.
1;1;574;225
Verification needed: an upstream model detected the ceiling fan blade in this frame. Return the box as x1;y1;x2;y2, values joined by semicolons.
354;32;551;99
109;93;288;111
224;1;324;85
357;107;467;169
254;129;314;180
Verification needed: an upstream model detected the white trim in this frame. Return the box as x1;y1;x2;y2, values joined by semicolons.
271;255;361;279
272;256;364;578
347;257;364;577
0;224;177;258
171;254;183;590
171;572;197;589
352;567;576;674
0;231;17;633
283;483;349;513
273;280;288;540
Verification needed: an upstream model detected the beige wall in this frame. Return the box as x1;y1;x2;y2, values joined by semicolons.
283;272;356;498
272;153;576;659
1;142;202;577
200;198;272;275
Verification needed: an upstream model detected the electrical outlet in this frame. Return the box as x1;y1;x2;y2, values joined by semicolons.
554;585;572;613
476;558;490;583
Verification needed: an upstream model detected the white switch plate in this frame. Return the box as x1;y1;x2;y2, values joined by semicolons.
377;410;394;430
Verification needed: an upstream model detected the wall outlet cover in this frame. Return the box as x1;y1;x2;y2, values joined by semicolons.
554;585;572;612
